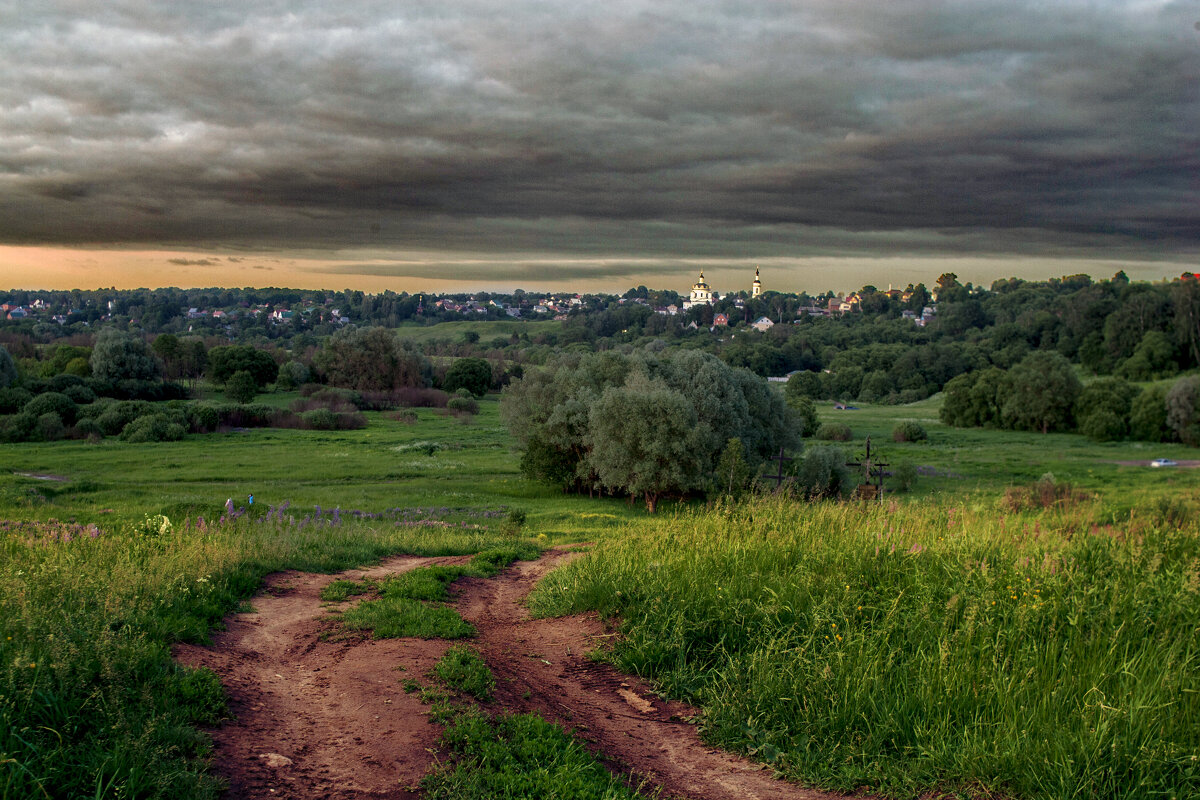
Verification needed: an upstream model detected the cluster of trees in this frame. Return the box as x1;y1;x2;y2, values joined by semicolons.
500;349;798;511
939;351;1187;444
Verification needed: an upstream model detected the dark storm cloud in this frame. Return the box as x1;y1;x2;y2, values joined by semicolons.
1;0;1197;264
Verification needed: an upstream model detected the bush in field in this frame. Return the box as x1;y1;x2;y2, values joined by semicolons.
447;389;479;415
1001;473;1091;511
793;445;852;500
225;370;258;404
502;349;797;510
186;404;220;433
1166;375;1200;446
814;422;852;441
1129;385;1173;443
442;357;493;397
301;408;339;430
90;329;161;382
0;386;32;414
24;392;79;426
0;344;17;388
89;400;155;437
891;421;927;442
891;461;918;492
37;412;65;441
0;412;37;442
74;417;103;440
120;414;186;443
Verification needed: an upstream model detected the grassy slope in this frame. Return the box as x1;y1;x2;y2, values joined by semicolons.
3;391;1200;798
530;497;1200;799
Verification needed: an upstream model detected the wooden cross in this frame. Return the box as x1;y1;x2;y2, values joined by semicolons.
846;436;889;501
769;446;793;489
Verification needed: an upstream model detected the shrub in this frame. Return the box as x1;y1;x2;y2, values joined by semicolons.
1001;473;1090;511
92;400;155;436
447;395;479;415
442;357;493;397
187;404;220;433
275;360;310;390
1077;409;1125;443
814;422;852;441
392;387;449;408
891;421;928;443
225;370;258;404
301;408;338;430
391;409;419;424
47;374;85;393
120;414;187;443
0;386;32;414
37;412;65;441
1;412;37;442
24;392;79;426
891;461;918;492
291;389;360;414
794;445;852;500
63;384;97;404
74;417;103;439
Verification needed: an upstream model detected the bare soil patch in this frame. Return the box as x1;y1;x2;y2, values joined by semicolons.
176;549;850;800
175;555;471;799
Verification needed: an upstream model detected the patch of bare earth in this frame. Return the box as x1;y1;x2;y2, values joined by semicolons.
177;549;856;800
174;555;471;799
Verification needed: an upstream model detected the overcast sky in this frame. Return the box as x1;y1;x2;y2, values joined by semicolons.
1;0;1197;292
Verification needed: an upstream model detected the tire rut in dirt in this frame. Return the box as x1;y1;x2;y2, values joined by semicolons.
456;548;848;800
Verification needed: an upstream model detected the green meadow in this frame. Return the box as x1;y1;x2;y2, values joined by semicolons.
2;394;1199;798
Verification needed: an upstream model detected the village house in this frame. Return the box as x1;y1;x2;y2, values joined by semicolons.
750;316;774;332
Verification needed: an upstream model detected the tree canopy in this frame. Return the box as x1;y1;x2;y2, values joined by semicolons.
500;349;798;510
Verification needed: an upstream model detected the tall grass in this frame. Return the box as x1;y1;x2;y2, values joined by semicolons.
0;511;518;800
530;496;1200;798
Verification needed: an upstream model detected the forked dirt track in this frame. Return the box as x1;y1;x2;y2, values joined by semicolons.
175;549;845;800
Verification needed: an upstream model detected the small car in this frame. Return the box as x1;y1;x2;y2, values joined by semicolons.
1149;458;1178;467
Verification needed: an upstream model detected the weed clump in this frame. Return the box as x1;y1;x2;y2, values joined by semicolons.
434;646;494;700
1001;473;1091;511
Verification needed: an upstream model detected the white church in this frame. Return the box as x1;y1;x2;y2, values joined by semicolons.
682;267;762;309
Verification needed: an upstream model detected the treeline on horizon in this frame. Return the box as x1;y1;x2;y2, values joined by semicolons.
3;270;1200;445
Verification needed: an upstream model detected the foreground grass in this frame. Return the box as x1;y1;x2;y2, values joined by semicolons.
530;495;1200;799
0;512;528;800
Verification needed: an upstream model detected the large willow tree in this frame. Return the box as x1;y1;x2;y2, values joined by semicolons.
500;349;798;511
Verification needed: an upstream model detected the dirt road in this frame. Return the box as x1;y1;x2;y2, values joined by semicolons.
175;549;842;799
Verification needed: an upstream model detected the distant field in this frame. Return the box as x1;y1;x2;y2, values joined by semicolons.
809;395;1199;509
0;397;643;542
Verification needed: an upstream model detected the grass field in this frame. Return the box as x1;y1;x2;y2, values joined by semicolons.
2;391;1199;798
530;497;1200;799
